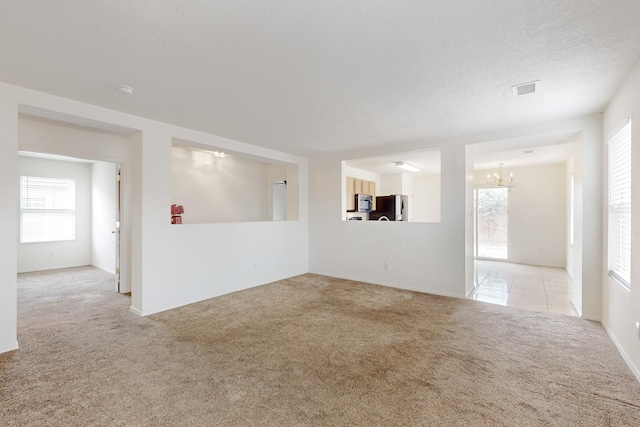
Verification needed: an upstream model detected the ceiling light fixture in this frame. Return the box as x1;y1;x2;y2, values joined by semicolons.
395;162;420;172
486;163;513;187
213;151;226;158
116;85;135;95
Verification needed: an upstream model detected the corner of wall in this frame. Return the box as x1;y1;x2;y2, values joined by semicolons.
602;321;640;383
0;94;18;354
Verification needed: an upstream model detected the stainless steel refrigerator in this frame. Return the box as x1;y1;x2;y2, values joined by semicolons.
369;195;408;221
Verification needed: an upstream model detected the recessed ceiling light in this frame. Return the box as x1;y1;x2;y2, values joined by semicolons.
395;161;420;172
512;80;539;97
116;85;135;95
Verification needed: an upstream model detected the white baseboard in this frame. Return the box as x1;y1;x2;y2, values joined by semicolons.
91;264;116;275
129;306;142;316
581;314;602;322
602;321;640;384
0;339;19;354
312;272;466;299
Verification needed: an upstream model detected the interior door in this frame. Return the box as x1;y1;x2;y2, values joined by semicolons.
475;187;509;260
114;165;121;291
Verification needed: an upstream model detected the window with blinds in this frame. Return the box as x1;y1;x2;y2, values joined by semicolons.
20;176;76;243
607;119;632;290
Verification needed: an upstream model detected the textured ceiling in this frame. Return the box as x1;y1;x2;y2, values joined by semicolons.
1;1;640;154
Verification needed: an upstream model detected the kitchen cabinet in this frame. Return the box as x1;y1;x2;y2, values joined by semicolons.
362;180;370;196
354;178;363;194
346;177;355;211
345;177;376;211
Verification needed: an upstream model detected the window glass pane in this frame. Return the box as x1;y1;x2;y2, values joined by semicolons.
20;176;76;243
607;120;632;288
476;187;508;260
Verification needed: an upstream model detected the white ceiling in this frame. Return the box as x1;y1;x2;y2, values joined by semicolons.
347;136;574;175
1;1;640;154
472;131;578;170
348;129;577;174
347;150;441;175
474;143;574;171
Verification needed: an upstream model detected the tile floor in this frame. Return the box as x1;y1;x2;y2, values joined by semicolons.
470;260;578;317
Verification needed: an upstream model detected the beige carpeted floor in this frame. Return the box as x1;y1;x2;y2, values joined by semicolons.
1;267;640;426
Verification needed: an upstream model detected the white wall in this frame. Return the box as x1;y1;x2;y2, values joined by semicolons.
133;131;308;317
602;59;640;380
17;156;92;273
0;81;309;352
566;155;576;279
474;164;567;267
18;114;132;162
310;115;602;307
0;98;18;353
380;173;403;196
91;161;117;274
580;119;604;320
311;141;467;298
171;147;268;223
412;174;441;223
18;115;133;292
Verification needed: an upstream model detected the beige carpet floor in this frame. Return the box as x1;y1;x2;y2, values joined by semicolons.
1;267;640;426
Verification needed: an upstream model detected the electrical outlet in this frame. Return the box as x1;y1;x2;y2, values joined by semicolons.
253;263;258;270
384;262;390;270
49;251;54;257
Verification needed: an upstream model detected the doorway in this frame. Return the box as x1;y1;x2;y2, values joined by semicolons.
474;187;509;260
17;153;123;290
271;180;287;221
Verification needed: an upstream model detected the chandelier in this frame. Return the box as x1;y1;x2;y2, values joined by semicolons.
487;163;513;187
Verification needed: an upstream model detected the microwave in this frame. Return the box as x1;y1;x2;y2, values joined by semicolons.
355;194;373;212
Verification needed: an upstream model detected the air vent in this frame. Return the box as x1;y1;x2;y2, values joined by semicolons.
512;81;539;97
523;149;535;154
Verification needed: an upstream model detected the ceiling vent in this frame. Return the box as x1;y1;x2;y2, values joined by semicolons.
512;81;539;97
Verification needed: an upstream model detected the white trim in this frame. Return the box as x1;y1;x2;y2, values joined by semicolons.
129;306;142;316
580;314;602;322
602;321;640;384
315;273;467;299
609;271;631;294
91;264;116;275
605;115;631;143
0;340;19;354
465;286;476;298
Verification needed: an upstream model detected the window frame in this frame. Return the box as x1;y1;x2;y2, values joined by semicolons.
20;175;76;244
607;118;632;292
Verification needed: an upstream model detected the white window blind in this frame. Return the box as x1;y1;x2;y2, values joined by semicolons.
20;176;76;243
607;119;632;289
